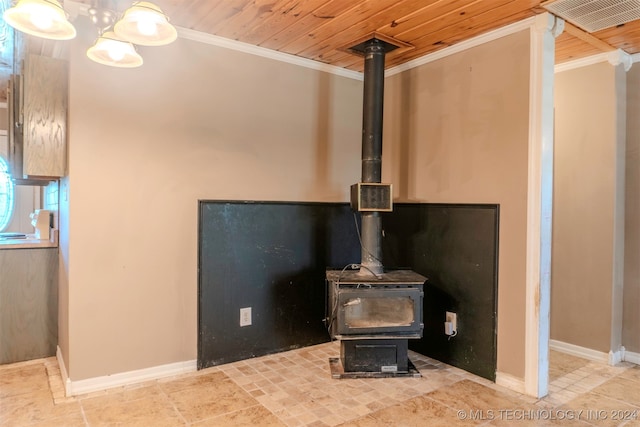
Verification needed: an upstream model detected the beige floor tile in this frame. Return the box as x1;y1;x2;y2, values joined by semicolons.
80;383;164;408
340;395;479;427
489;412;592;426
561;391;640;427
0;389;83;426
619;366;640;383
191;404;286;426
1;343;638;427
0;363;50;398
592;377;640;407
549;351;590;382
336;415;379;427
158;370;229;394
167;377;259;423
82;394;185;426
23;411;87;427
424;379;529;413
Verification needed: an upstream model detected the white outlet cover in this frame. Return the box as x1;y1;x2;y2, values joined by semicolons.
240;307;252;327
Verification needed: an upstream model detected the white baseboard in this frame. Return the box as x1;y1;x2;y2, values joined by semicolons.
549;339;610;363
549;340;632;366
609;347;625;365
495;371;526;394
56;346;72;397
56;346;197;396
497;342;639;398
625;350;640;365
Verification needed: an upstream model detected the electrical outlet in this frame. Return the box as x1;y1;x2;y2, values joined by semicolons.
445;311;457;336
240;307;252;327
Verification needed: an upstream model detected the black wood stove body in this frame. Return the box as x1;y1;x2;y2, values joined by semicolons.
326;269;425;378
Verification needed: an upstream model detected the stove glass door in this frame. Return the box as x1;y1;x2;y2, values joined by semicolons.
344;297;414;328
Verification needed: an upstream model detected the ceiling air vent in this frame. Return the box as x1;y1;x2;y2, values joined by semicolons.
543;0;640;32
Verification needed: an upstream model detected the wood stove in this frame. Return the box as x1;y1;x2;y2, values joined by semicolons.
326;35;425;378
326;269;425;377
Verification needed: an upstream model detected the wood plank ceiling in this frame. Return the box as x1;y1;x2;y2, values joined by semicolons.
111;0;640;71
5;0;640;83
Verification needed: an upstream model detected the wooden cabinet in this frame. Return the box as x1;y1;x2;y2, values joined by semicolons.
8;54;68;182
0;248;58;364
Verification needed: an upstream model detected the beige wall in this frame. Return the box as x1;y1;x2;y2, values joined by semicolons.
63;26;362;380
63;24;540;382
624;66;640;353
383;30;531;378
552;62;626;353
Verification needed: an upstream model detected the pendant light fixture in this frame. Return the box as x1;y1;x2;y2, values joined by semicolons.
114;1;176;46
85;2;143;68
2;0;76;40
86;30;143;68
3;0;177;68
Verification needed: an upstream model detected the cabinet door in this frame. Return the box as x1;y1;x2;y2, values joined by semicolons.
23;54;68;178
0;248;58;364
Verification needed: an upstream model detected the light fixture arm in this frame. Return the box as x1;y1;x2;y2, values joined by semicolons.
88;7;116;34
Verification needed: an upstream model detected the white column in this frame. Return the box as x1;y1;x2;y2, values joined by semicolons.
608;49;629;365
525;12;564;398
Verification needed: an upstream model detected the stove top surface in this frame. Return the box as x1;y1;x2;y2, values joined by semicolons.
326;268;426;285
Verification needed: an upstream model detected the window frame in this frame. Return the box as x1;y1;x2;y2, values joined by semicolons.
0;156;15;232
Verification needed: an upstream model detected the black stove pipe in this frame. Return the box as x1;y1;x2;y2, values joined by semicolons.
359;39;386;276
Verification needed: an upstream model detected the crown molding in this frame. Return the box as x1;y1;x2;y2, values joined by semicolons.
607;49;633;71
385;16;538;77
555;49;633;73
177;27;363;81
555;52;610;73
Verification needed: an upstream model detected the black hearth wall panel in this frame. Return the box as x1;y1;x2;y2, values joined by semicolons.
198;201;498;378
198;201;360;369
382;204;499;381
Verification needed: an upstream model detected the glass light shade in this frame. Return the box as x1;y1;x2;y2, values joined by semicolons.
113;1;177;46
3;0;76;40
86;31;143;68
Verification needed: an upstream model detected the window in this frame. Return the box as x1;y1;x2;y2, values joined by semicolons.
0;156;14;231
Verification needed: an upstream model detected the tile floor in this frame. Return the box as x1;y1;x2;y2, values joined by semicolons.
1;341;639;426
